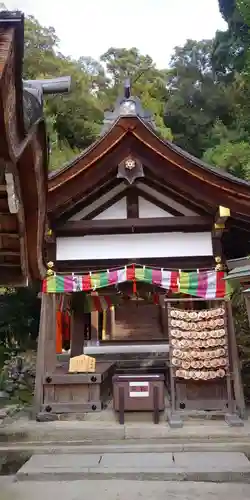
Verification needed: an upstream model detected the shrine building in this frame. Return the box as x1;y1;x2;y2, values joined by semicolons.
36;79;250;427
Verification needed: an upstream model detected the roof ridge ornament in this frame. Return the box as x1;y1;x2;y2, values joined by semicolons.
117;155;144;184
101;77;156;134
124;78;131;99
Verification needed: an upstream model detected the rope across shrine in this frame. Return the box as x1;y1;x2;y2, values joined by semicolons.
42;264;231;299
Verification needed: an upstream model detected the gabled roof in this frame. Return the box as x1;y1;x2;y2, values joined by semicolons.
49;113;250;188
48;102;250;222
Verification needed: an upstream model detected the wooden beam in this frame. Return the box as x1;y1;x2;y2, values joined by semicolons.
56;256;214;273
54;178;122;225
0;250;20;256
48;139;133;219
0;232;19;238
56;216;212;237
134;143;248;215
0;185;6;193
84;188;127;221
142;176;211;216
0;262;20;267
127;188;139;218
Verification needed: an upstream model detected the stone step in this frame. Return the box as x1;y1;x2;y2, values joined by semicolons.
16;451;250;483
3;440;250;454
2;420;250;444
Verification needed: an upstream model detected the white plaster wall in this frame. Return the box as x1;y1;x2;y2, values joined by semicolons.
138;197;173;218
137;183;198;216
56;232;213;261
94;198;127;220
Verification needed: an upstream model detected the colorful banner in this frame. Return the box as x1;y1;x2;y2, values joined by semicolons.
42;266;231;299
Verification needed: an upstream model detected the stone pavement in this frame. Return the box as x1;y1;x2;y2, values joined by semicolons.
16;451;250;482
2;418;250;445
2;479;250;500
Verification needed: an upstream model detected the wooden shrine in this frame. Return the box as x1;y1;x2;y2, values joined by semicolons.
35;79;250;425
0;10;70;286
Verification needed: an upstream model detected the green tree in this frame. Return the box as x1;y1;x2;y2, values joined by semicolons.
0;286;41;356
23;16;105;156
164;39;234;157
203;140;250;179
213;0;250;79
23;16;60;79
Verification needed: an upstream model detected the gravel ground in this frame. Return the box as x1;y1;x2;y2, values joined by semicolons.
2;479;250;500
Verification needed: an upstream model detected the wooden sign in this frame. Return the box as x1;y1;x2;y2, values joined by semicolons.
69;354;96;373
129;381;149;398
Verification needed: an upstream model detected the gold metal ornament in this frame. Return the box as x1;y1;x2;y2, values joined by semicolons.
214;223;225;230
215;256;224;271
219;206;230;218
46;261;55;276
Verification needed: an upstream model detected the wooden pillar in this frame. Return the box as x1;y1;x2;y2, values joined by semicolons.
110;305;115;338
91;291;99;342
33;293;57;416
102;309;107;340
226;300;246;419
105;307;115;339
71;293;85;357
161;304;168;339
71;308;85;357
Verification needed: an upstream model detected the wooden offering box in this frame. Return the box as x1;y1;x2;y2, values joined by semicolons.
42;361;114;413
113;373;165;423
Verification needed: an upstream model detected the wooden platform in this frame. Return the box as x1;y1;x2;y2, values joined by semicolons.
42;362;114;413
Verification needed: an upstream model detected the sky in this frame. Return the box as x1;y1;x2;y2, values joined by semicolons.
4;0;227;68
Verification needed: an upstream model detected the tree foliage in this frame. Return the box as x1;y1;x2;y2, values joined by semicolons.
203;140;250;179
219;0;237;21
164;39;235;157
0;286;40;367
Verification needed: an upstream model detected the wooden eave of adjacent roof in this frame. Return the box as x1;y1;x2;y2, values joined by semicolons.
226;264;250;282
48;114;250;222
0;12;47;285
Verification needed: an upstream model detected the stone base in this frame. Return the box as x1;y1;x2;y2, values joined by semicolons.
36;412;58;422
167;412;183;428
225;413;244;427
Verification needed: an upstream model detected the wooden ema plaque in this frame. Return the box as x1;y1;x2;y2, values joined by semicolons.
167;301;234;421
69;354;96;373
